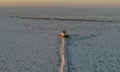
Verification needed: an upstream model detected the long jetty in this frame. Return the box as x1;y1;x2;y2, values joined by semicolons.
10;16;113;23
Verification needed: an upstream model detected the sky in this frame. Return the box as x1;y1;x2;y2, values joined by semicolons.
0;0;120;7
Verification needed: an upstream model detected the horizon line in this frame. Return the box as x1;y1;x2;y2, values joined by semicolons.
0;2;120;8
0;5;120;8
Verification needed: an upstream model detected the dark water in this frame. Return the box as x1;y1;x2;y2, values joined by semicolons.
0;7;120;72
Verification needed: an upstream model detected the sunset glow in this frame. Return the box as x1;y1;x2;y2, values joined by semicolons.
0;0;120;7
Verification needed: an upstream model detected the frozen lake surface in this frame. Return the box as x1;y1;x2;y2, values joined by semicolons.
0;7;120;72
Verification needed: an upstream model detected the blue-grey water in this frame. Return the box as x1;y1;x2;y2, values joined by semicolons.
0;7;120;72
